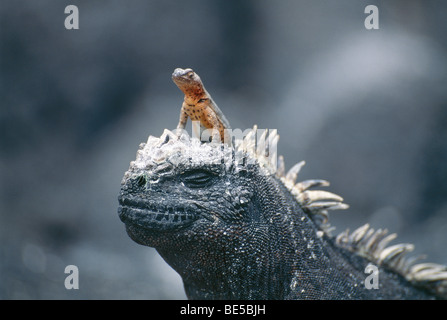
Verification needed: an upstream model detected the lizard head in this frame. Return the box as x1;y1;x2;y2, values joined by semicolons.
171;67;205;97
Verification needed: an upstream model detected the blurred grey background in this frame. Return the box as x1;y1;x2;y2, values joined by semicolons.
1;0;446;299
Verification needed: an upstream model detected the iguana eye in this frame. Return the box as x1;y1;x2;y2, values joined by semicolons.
187;71;194;78
136;175;147;187
181;169;215;188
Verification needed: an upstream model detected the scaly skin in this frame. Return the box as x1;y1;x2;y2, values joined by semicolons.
172;68;231;144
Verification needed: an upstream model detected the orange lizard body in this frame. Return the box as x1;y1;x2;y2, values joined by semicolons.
172;68;231;144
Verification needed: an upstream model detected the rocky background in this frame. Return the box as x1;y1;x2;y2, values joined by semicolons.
1;0;446;299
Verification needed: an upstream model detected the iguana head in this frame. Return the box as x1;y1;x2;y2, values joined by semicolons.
118;129;262;246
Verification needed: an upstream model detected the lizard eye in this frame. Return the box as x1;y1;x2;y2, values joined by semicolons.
187;71;194;78
181;169;215;188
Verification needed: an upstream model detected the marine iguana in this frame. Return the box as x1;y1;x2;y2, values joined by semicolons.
118;70;447;300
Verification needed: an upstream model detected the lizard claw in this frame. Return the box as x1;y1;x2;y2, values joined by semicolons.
210;131;223;145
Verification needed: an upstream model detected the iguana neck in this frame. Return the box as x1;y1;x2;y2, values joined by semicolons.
152;176;342;300
155;225;298;299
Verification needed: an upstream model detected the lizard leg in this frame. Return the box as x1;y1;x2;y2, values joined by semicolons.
176;105;188;137
205;112;224;143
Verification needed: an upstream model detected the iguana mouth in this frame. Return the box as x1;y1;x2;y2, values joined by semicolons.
118;196;198;230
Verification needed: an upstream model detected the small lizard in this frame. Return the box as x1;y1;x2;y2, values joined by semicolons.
172;68;231;144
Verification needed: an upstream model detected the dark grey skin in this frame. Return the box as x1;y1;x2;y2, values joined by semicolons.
117;132;439;299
